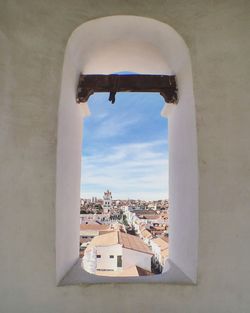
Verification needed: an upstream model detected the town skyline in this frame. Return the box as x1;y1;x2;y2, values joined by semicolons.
80;195;169;201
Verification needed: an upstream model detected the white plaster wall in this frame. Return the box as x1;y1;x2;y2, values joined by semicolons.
0;1;250;313
151;241;161;261
123;248;152;272
96;244;122;271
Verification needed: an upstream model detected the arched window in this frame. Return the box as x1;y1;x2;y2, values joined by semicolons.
56;16;198;285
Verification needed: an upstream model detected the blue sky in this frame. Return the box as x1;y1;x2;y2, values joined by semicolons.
80;89;169;200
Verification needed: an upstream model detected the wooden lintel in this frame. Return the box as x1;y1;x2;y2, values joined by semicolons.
76;74;178;104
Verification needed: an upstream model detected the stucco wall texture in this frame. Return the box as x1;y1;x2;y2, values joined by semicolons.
0;1;250;313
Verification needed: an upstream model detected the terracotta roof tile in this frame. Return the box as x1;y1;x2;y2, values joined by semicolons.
87;231;153;255
152;237;168;250
118;232;153;255
80;224;110;231
141;229;152;238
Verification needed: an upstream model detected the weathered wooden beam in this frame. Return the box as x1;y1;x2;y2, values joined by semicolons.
76;74;178;104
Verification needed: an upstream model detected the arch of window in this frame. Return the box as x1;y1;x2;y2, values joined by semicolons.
56;15;198;285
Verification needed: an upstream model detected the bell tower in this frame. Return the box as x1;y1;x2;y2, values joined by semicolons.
103;189;112;213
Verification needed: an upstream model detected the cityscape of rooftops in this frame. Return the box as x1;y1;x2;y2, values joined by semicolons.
79;87;169;277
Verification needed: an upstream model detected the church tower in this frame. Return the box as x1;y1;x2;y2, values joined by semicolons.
103;189;112;213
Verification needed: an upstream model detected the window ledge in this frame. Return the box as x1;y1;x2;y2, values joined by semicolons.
58;259;196;286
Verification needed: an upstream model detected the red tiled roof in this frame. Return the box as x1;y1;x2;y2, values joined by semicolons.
136;266;153;276
160;235;169;243
141;229;152;239
152;237;168;250
118;232;153;255
141;215;162;220
80;224;110;231
87;231;153;255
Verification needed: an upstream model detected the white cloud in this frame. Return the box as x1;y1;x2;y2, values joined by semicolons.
81;140;169;200
90;111;140;139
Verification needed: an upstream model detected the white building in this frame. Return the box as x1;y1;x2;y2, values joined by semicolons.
103;190;112;214
138;224;153;245
80;213;110;224
82;231;153;276
150;237;169;272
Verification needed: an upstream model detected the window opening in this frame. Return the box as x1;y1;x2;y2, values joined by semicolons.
117;256;122;268
80;73;169;277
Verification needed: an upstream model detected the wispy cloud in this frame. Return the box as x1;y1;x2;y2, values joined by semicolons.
92;114;140;139
81;92;168;200
81;140;168;200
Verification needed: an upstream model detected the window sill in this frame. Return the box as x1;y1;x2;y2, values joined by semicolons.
58;258;196;286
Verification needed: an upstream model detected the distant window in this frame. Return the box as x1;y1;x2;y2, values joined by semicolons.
109;255;114;258
97;255;101;258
